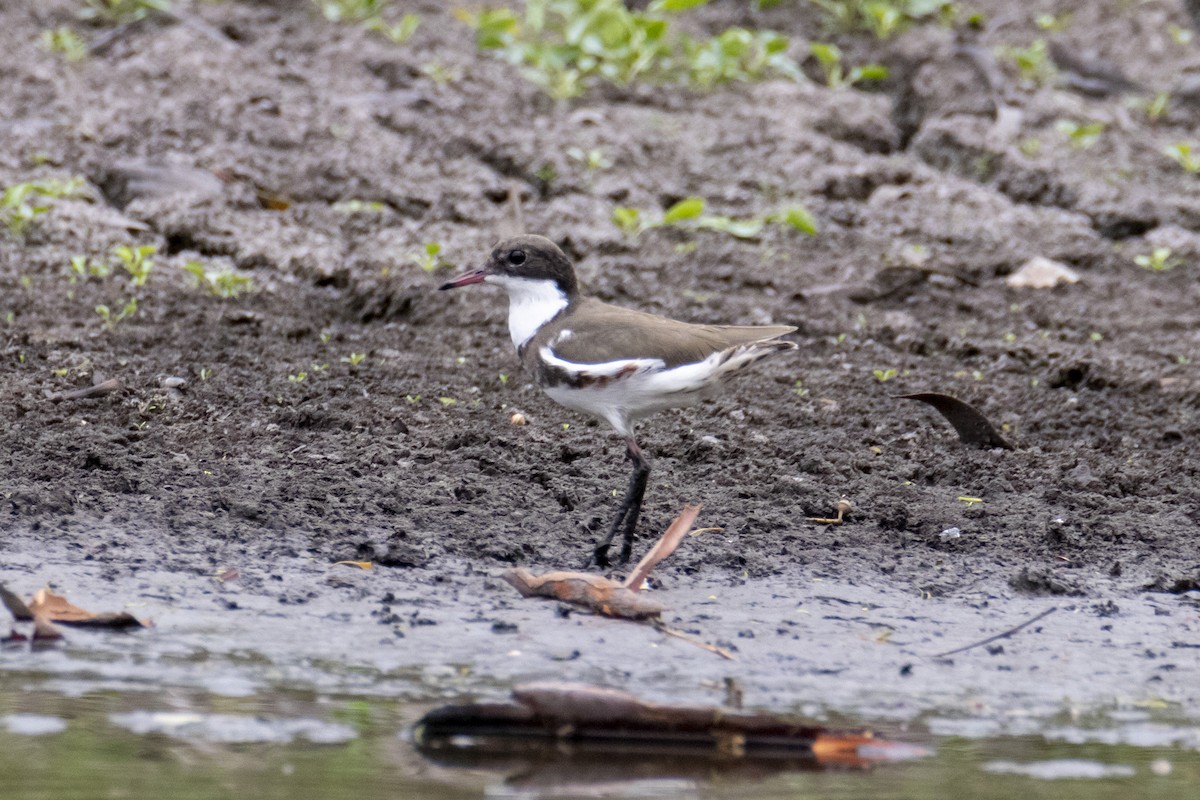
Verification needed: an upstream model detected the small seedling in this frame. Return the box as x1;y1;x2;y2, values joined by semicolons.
112;244;155;286
614;197;817;239
341;352;366;366
405;394;421;404
199;368;213;381
1055;119;1105;150
498;372;509;385
40;27;87;61
80;0;170;23
811;0;955;39
1162;142;1200;173
69;254;112;282
957;495;983;507
1034;12;1072;32
2;177;87;237
457;0;801;99
438;397;457;406
793;379;808;397
320;331;332;344
1134;247;1179;273
421;62;462;84
183;261;254;298
95;298;138;329
411;241;447;273
365;12;420;44
809;42;888;89
998;39;1056;87
288;372;308;383
566;147;612;171
315;0;387;23
316;0;419;44
873;368;898;382
1137;91;1170;123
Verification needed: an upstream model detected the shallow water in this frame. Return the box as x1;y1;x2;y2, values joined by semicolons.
2;682;1197;800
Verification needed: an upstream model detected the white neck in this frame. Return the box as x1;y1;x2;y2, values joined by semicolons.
486;275;569;349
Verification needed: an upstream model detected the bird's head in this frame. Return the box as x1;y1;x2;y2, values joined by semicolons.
439;235;579;298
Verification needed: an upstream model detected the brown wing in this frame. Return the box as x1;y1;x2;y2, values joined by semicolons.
542;298;795;368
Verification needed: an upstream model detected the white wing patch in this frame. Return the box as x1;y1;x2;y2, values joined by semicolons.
540;340;793;438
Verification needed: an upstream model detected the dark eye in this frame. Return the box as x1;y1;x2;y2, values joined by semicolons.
507;250;526;266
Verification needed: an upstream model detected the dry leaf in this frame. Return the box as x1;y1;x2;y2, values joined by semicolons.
502;569;664;620
333;561;373;570
0;584;34;621
29;588;146;629
624;504;701;592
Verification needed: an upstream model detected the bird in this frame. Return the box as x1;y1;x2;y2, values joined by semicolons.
440;234;797;567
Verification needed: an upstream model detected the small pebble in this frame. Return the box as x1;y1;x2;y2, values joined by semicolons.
940;527;962;540
510;413;527;426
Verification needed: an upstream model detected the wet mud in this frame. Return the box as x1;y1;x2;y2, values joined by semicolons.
2;0;1200;730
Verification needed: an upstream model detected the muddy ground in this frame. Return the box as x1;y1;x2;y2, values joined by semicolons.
2;0;1200;727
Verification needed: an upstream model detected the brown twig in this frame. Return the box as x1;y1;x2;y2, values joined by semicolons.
932;606;1058;658
652;620;736;661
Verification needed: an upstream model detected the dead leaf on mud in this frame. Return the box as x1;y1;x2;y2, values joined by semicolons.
28;588;147;629
898;393;1013;450
415;682;929;769
333;561;373;570
503;569;665;620
501;505;702;620
0;584;34;621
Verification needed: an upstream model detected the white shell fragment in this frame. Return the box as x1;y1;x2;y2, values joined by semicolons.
1006;257;1081;289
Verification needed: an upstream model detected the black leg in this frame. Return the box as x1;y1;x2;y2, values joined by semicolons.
588;438;652;569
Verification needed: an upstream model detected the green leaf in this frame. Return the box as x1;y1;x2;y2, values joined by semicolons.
612;206;642;235
650;0;710;11
778;205;818;235
697;216;764;238
662;197;705;223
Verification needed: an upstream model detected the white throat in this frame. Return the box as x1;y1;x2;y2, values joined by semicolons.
486;275;569;349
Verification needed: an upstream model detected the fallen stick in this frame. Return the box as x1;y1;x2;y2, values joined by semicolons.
932;606;1058;658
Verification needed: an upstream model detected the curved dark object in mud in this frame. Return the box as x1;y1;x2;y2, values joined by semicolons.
898;392;1014;450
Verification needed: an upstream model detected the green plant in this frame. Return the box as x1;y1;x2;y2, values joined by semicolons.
809;42;888;89
613;196;817;238
69;254;112;282
873;368;898;382
810;0;956;39
315;0;419;44
998;39;1056;87
112;244;156;285
288;371;308;382
1055;119;1105;150
438;397;457;406
40;27;87;61
411;241;447;273
80;0;170;23
95;298;138;329
183;261;254;298
315;0;387;22
567;147;612;171
1134;247;1178;273
1034;12;1071;32
457;0;801;99
1163;142;1200;173
1;177;88;237
341;352;366;366
366;12;420;44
